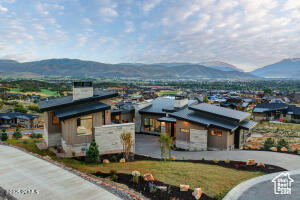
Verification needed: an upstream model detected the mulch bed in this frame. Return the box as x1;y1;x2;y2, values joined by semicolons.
94;172;215;200
92;154;286;200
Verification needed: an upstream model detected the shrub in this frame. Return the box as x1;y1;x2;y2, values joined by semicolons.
120;132;134;160
201;157;205;161
277;139;289;150
57;147;63;153
110;169;118;181
29;133;37;138
13;128;22;139
36;133;43;138
0;130;8;141
72;152;76;157
225;158;230;164
28;105;40;113
14;104;27;113
213;158;218;164
85;140;100;163
111;155;118;162
131;170;141;184
158;133;172;161
23;140;28;144
264;138;275;150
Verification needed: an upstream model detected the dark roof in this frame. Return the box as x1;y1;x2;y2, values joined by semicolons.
253;103;288;113
139;98;196;115
111;101;135;114
287;105;300;115
169;108;238;131
54;102;110;120
239;120;257;130
157;117;176;123
38;90;118;112
189;103;250;122
0;112;36;120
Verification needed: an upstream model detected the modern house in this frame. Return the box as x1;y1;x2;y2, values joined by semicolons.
111;101;135;124
138;96;256;150
38;81;135;156
253;103;300;123
0;112;37;129
220;97;249;110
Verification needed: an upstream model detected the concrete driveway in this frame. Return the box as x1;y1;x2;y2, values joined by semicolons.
136;134;300;170
0;145;122;200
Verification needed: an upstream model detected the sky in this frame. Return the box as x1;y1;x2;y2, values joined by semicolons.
0;0;299;72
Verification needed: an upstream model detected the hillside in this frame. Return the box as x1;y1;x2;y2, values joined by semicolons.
0;58;256;79
199;61;243;72
251;58;300;78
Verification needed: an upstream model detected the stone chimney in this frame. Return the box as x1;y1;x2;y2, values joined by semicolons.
174;94;188;108
73;81;93;101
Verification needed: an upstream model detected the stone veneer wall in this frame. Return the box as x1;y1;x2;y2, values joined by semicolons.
44;127;61;147
176;129;207;151
94;123;135;154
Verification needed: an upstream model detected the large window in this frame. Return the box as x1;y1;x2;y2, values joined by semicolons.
144;118;161;132
180;128;190;134
77;115;93;135
52;115;59;125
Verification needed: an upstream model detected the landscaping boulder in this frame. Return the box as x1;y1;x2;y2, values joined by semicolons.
247;159;256;166
280;147;288;152
257;162;265;167
103;159;110;164
179;184;189;191
120;158;126;163
143;173;154;182
192;188;202;200
270;147;277;152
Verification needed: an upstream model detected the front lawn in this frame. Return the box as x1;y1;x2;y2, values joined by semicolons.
4;139;263;199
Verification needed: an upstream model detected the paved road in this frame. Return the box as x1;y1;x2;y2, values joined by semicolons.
0;145;122;200
224;170;300;200
135;134;300;170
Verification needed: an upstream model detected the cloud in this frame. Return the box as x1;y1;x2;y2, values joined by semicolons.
77;34;87;47
0;4;7;12
124;21;134;33
141;0;161;13
82;18;92;25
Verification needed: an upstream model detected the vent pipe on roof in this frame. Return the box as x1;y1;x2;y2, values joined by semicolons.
73;81;93;101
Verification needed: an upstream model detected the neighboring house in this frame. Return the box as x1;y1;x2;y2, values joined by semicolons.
137;96;256;150
253;103;300;123
38;81;135;156
111;101;135;124
0;112;37;129
138;95;197;137
220;97;249;110
169;103;256;150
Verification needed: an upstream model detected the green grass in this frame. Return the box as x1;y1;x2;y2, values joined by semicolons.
40;89;59;96
158;91;178;96
9;88;21;92
6;139;263;198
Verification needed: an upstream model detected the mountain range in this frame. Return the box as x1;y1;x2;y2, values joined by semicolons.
0;58;299;79
0;59;255;79
251;58;300;78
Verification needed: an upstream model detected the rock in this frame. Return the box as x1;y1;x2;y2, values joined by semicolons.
270;147;277;152
247;159;256;166
103;159;110;164
169;156;176;161
257;162;265;167
120;158;126;163
156;186;167;191
143;173;155;182
179;184;189;191
192;188;202;200
280;147;288;152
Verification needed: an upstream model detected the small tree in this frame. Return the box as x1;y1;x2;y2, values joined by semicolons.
158;133;172;161
120;132;134;160
264;138;275;150
203;95;209;103
85;139;100;163
12;127;22;139
0;129;8;141
277;139;289;150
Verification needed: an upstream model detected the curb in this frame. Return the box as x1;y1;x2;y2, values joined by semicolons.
223;170;300;200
